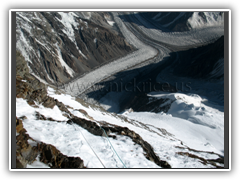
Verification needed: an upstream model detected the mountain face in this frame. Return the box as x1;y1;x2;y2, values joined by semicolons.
14;11;226;169
16;12;134;84
140;12;224;32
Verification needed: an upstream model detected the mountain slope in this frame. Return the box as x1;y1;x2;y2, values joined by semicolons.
16;12;134;84
140;12;224;32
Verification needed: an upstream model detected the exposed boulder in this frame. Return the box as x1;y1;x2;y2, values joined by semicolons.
38;143;84;168
16;117;39;168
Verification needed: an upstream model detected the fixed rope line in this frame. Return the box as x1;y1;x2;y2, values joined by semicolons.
71;120;106;168
100;126;127;168
71;119;128;168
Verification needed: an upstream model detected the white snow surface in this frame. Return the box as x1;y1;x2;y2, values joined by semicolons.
132;92;224;155
17;93;159;168
16;87;224;168
107;20;115;26
16;98;68;121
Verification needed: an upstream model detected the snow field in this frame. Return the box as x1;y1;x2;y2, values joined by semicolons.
146;92;224;152
46;87;220;168
16;98;68;121
16;94;159;168
22;118;159;168
18;82;221;168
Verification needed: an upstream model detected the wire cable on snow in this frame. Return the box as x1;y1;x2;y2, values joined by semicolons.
70;120;127;168
100;127;127;168
70;121;106;168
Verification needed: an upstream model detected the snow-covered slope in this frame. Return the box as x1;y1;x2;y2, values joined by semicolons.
16;86;224;168
132;92;224;154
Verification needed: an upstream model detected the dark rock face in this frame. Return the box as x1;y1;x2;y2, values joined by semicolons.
125;93;174;113
139;12;224;32
16;118;38;168
38;143;84;168
171;36;224;80
16;12;135;84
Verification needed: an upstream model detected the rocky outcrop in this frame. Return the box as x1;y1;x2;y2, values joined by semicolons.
125;93;174;113
38;143;84;168
16;118;38;168
16;51;72;116
16;52;86;168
